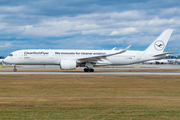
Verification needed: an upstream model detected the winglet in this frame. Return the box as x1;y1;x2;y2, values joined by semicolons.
112;47;116;50
119;45;131;54
126;45;131;50
106;45;131;56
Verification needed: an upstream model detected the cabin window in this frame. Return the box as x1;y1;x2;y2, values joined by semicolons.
9;54;13;57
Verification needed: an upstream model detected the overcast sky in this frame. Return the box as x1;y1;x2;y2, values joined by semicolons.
0;0;180;56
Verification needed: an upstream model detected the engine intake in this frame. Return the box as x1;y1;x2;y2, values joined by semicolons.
60;59;77;70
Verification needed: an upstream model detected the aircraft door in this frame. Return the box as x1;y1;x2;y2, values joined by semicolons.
50;52;55;59
19;52;23;59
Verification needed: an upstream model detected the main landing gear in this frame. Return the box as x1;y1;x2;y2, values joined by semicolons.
84;68;94;72
13;65;17;72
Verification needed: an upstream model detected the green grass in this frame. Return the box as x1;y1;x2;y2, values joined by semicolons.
0;75;180;119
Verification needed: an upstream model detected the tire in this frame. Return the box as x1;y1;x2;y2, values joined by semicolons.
90;69;94;72
13;68;17;72
84;68;89;72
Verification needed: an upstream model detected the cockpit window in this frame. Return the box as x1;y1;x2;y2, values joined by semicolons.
9;54;13;57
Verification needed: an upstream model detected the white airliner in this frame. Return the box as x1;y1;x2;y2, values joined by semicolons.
0;59;3;65
3;29;174;72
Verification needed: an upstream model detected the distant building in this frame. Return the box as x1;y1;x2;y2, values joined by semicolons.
177;54;180;59
163;55;177;59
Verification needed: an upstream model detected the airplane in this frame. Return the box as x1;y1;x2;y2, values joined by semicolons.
0;56;5;65
0;59;3;65
3;29;174;72
144;59;170;64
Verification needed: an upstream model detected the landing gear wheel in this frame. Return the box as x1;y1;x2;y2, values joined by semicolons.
13;65;17;72
90;68;94;72
13;68;17;72
84;68;89;72
84;68;94;72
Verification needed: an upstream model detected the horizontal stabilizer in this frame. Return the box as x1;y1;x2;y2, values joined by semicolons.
153;52;175;57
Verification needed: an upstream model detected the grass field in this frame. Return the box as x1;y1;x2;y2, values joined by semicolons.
0;74;180;119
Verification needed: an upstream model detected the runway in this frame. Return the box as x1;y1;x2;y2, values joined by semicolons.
0;71;180;75
0;64;180;75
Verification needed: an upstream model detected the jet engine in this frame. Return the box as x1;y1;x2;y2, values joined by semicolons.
60;59;77;70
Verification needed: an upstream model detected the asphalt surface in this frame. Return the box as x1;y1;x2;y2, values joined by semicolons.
0;71;180;75
0;64;180;75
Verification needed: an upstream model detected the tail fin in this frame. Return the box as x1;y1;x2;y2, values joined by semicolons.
144;29;173;54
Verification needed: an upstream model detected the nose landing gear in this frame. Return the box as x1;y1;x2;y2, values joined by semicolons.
13;65;17;72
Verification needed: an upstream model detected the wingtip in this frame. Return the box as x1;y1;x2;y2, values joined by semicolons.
165;29;174;33
122;45;131;52
126;45;131;50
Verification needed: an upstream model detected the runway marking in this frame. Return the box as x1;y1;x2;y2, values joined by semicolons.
0;71;180;75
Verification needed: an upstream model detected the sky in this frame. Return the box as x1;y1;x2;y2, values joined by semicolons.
0;0;180;56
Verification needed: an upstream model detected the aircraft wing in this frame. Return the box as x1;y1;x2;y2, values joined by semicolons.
77;45;131;63
153;52;175;57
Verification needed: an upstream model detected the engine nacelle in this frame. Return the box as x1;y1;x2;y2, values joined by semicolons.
60;59;77;70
